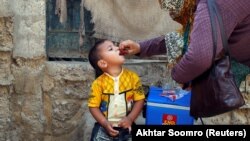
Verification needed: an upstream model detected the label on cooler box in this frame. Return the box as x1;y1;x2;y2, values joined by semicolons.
162;114;177;125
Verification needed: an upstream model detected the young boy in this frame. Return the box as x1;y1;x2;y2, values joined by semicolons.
88;39;145;141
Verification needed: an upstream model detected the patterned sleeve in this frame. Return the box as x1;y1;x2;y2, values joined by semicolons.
131;72;145;101
164;32;184;67
138;32;184;64
88;80;102;108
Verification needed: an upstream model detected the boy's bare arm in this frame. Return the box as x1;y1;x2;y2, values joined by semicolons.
89;107;119;136
127;99;144;122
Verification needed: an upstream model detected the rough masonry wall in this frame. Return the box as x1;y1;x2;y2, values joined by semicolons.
0;16;15;141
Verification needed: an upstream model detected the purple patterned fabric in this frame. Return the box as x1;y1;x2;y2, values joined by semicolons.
139;0;250;83
138;35;166;57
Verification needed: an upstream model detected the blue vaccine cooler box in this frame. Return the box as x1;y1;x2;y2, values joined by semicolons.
146;86;194;125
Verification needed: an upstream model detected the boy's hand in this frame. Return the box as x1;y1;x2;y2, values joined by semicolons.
118;116;132;130
102;120;119;137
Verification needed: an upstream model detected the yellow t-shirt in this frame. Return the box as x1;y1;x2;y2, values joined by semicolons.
88;68;145;125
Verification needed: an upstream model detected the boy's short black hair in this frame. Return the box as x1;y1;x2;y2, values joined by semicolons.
88;39;108;78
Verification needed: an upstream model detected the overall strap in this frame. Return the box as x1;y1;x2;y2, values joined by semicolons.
208;0;230;57
207;0;218;63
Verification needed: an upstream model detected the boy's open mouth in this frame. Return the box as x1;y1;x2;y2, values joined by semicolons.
119;49;128;55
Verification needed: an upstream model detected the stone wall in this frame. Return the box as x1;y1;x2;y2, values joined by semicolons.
0;0;249;141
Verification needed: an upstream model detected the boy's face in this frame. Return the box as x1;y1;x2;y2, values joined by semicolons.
98;40;125;68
